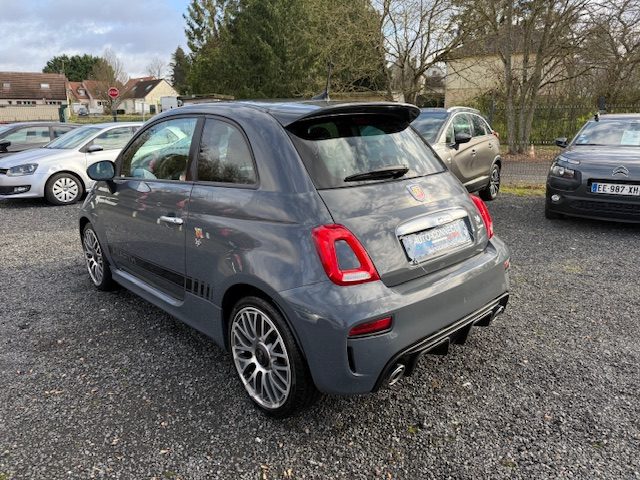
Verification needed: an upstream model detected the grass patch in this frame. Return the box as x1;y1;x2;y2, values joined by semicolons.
501;184;546;197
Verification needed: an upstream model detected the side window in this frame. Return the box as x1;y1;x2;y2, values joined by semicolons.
197;119;256;185
471;115;489;136
5;126;50;144
121;118;197;181
445;123;454;144
452;114;473;138
93;127;135;150
52;127;73;138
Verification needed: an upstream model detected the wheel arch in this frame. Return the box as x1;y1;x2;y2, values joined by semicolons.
219;281;307;360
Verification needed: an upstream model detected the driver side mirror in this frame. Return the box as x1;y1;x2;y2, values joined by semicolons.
0;141;10;152
453;132;472;145
555;137;568;148
86;144;104;153
87;160;116;181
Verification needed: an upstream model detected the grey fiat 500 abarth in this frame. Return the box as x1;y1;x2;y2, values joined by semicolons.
80;101;510;416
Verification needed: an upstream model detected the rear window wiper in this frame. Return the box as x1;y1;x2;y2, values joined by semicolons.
344;165;409;182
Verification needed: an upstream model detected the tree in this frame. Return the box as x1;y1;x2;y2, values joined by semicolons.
581;0;640;104
42;54;103;81
89;49;129;111
373;0;468;104
146;56;166;79
170;47;191;94
456;0;591;153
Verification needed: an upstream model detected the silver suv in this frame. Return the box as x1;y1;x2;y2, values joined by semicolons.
413;107;502;200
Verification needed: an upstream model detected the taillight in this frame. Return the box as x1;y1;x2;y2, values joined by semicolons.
349;316;392;337
492;130;500;139
312;224;380;286
470;195;494;239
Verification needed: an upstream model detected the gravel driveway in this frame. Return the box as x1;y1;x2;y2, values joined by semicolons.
1;195;638;479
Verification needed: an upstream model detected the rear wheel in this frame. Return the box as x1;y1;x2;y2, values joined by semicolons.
45;172;84;205
229;296;319;417
479;163;501;201
82;223;115;291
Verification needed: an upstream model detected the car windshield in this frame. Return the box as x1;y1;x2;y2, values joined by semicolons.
45;126;101;149
574;119;640;147
412;111;448;143
287;113;445;189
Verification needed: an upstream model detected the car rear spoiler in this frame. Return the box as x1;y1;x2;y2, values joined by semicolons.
283;102;421;128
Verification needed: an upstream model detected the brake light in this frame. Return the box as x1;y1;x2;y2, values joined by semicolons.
349;316;392;337
312;224;380;286
470;195;494;239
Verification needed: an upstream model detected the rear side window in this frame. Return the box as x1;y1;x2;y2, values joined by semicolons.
196;119;256;184
5;126;50;144
288;114;444;189
471;115;489;136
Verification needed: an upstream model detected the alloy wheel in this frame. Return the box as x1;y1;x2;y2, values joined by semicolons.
489;165;500;198
231;306;292;409
83;228;104;286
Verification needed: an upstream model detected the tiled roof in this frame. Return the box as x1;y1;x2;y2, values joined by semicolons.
122;78;163;99
67;81;91;101
0;72;67;100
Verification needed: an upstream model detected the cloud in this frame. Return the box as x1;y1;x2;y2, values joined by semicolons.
0;0;189;78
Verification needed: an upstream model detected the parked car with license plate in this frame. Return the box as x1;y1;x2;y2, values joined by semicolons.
0;122;141;204
546;113;640;222
412;107;502;200
0;122;79;158
80;101;510;416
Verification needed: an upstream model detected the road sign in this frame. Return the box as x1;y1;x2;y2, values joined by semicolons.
108;87;119;99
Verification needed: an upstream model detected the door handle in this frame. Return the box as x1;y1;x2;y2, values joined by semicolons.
159;215;184;225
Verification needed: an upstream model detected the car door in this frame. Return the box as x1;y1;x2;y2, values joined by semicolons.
97;117;200;300
470;114;496;181
445;113;478;184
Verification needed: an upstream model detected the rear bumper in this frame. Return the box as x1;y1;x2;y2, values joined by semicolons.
546;182;640;223
278;236;510;395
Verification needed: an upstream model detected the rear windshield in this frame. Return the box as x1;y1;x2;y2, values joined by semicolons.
574;119;640;147
412;111;448;143
287;114;445;189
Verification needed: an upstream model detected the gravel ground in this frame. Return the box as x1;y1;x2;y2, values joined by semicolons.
1;196;639;480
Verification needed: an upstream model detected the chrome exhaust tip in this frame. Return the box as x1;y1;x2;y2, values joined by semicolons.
388;364;406;386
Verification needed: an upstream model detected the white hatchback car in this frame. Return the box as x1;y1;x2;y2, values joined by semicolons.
0;122;141;205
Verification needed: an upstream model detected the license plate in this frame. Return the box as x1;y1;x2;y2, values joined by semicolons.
591;183;640;196
401;218;472;264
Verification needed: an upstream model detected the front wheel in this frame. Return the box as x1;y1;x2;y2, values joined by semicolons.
229;296;320;417
45;172;84;205
82;223;115;291
479;163;501;201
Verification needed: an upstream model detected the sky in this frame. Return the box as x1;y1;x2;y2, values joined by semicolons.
0;0;191;78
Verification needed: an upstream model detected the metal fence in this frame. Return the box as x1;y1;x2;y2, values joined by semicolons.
484;104;640;145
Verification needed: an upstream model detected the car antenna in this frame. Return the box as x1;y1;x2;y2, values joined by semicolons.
312;61;333;101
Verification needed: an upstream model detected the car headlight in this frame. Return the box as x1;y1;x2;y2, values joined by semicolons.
558;154;580;165
6;163;38;176
549;162;576;179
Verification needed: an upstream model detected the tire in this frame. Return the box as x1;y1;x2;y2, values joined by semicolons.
479;162;501;201
545;205;563;220
229;296;320;417
82;223;116;291
45;172;84;205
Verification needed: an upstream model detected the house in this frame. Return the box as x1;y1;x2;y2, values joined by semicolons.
66;81;107;114
443;31;561;107
118;78;179;114
0;72;68;121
